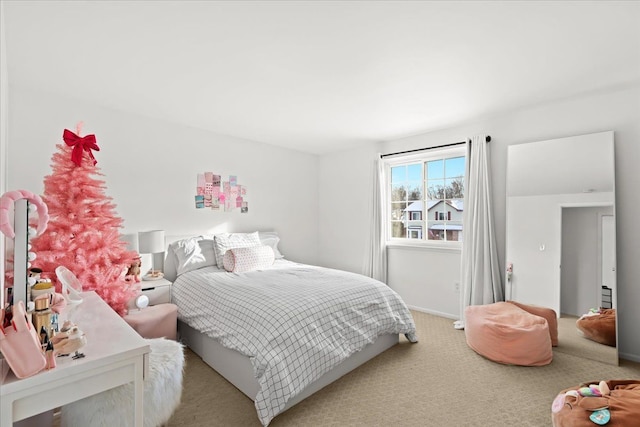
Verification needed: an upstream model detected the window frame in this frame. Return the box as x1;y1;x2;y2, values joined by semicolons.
383;145;466;249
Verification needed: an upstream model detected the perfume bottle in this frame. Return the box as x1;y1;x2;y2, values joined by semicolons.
33;296;52;344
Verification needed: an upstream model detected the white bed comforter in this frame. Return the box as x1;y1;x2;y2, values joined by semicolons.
172;260;417;426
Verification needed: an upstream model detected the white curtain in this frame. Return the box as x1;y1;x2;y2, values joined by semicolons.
363;156;387;283
458;135;503;327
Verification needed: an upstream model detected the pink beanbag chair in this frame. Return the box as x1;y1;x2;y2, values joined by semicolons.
506;300;558;347
576;309;616;347
465;302;553;366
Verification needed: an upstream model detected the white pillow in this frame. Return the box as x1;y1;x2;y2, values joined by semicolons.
213;232;261;267
223;245;275;273
258;231;284;259
171;236;217;275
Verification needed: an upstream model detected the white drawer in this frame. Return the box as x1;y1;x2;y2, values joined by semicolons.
141;281;171;306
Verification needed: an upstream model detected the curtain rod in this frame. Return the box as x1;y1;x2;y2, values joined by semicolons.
380;135;491;158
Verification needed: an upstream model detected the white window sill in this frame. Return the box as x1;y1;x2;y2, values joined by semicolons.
386;241;462;254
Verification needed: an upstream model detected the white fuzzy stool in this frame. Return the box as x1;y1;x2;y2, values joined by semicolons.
60;338;185;427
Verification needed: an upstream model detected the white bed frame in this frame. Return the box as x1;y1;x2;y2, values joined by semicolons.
163;235;400;418
179;321;398;411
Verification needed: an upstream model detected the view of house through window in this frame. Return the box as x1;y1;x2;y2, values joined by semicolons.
388;148;465;242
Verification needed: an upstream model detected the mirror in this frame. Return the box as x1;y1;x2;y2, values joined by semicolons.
506;131;617;365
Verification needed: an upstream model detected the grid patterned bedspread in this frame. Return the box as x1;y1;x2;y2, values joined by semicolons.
172;260;417;426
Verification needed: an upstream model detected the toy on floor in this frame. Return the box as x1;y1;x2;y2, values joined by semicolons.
552;380;640;426
553;381;611;425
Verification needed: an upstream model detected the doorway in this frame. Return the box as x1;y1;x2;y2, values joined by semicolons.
561;206;614;315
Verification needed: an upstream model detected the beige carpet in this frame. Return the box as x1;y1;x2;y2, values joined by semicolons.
167;311;640;427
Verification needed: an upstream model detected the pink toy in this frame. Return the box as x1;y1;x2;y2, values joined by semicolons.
0;189;49;239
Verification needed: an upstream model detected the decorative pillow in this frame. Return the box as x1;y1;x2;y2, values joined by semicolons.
171;235;217;275
222;245;275;273
213;232;261;267
258;231;284;259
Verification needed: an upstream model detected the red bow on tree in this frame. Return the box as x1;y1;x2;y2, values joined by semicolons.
63;129;100;167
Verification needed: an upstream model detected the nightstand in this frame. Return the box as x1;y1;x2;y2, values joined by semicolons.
140;277;172;306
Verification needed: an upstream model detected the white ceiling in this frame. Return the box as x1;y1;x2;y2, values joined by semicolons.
3;1;639;155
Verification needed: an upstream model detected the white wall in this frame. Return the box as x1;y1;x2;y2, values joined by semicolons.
387;245;462;318
317;143;380;273
318;83;640;361
7;85;320;266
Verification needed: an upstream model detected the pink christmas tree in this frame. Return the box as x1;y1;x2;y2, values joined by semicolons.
30;124;139;315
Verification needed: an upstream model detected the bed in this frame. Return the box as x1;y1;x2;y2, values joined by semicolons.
164;232;417;426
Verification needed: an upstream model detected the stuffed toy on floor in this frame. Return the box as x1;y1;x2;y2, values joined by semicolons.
551;380;640;426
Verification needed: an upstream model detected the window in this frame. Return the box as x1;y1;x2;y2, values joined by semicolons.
387;147;465;243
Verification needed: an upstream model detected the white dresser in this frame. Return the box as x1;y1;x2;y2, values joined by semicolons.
1;291;151;426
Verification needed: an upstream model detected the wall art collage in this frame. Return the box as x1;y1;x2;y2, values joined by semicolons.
195;172;248;213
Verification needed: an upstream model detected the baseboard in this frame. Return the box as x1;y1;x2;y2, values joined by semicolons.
406;305;457;320
618;351;640;363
